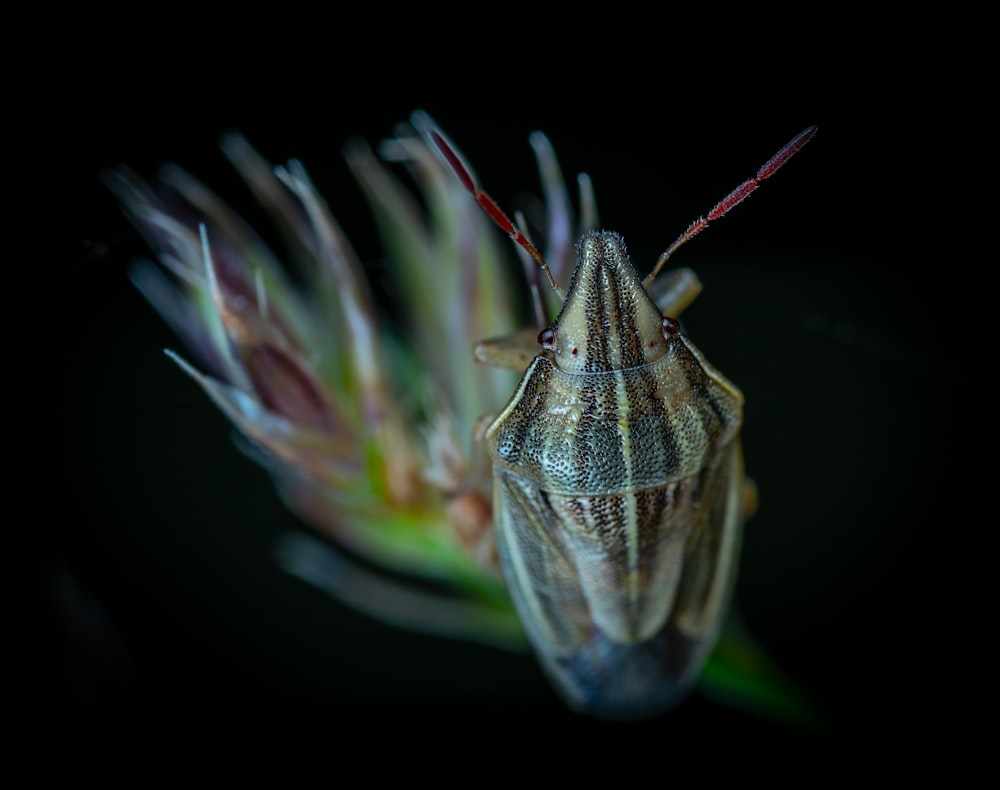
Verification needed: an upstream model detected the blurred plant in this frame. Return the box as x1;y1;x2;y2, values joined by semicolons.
106;111;818;726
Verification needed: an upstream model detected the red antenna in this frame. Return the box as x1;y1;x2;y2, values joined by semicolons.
431;125;817;294
429;129;564;297
643;126;817;286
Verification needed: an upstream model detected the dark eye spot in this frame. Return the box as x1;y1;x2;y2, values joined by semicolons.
661;316;680;337
538;327;556;350
571;347;579;356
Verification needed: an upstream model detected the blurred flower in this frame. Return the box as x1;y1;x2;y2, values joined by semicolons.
106;111;537;648
107;111;819;725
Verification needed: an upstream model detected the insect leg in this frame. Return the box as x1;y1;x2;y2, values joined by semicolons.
646;267;703;318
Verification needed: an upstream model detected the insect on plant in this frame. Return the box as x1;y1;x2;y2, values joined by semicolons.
430;125;817;720
109;115;817;724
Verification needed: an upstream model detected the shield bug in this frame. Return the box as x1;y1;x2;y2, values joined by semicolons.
431;125;816;719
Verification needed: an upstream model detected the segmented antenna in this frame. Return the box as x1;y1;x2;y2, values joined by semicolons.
643;126;817;287
429;129;565;299
432;125;816;296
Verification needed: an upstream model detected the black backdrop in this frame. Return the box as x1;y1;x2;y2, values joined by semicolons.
30;81;965;756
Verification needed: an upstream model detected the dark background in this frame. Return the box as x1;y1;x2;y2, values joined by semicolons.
29;82;968;754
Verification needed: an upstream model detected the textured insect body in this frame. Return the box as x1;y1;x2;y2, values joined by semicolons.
432;127;816;719
487;232;745;716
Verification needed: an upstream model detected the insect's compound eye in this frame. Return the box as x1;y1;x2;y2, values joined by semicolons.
538;327;556;350
661;316;680;338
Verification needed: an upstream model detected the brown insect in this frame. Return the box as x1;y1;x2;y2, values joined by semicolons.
432;125;816;719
